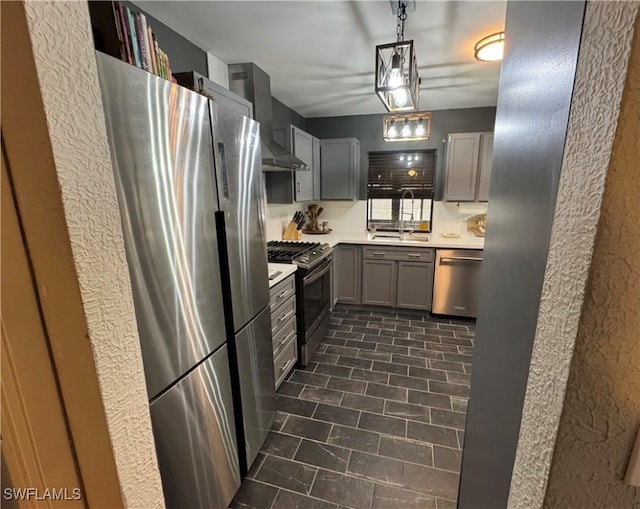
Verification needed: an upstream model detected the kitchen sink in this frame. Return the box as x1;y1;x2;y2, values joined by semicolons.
370;233;430;243
371;233;401;240
400;234;430;243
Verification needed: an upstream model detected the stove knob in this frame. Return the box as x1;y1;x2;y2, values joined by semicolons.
299;255;309;262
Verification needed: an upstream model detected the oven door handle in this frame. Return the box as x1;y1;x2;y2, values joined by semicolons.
304;259;332;286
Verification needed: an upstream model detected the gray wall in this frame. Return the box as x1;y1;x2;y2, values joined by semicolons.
306;107;496;200
457;2;586;508
128;2;208;76
273;97;306;131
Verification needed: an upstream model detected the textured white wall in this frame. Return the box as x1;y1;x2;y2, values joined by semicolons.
508;3;640;508
22;1;164;507
543;8;640;507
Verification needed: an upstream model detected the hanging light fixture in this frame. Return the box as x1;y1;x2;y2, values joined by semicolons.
382;112;431;142
375;1;420;112
474;31;505;62
401;120;412;137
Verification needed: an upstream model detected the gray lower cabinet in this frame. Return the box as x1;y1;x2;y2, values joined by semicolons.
360;246;435;310
269;274;297;388
334;245;362;304
320;138;360;201
362;259;396;307
396;261;434;311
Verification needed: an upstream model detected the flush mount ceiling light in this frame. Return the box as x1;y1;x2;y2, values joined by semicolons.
474;31;505;62
383;112;431;142
375;1;420;112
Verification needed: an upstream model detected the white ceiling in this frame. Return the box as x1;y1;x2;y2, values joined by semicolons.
135;1;506;118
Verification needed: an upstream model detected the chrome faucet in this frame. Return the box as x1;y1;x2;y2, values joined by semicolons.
399;188;415;239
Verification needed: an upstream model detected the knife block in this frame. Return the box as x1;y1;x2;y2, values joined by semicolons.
282;221;302;240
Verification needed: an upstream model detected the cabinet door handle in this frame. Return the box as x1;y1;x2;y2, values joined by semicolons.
373;252;386;256
277;290;288;299
279;358;295;373
297;181;301;193
275;330;295;354
440;256;483;263
278;310;293;323
407;253;422;258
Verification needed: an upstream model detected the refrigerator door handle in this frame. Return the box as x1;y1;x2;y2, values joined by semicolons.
217;142;230;201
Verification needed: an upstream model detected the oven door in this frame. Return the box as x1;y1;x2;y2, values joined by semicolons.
301;256;332;344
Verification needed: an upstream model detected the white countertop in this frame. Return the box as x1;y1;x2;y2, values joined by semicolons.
268;263;297;288
293;231;485;250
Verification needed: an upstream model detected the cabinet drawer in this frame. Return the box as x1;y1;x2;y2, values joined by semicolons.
274;336;297;388
272;316;296;358
363;247;393;259
270;275;296;313
363;246;434;262
271;295;296;336
395;248;434;262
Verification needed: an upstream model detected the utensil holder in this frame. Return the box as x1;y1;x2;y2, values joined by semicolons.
282;221;302;240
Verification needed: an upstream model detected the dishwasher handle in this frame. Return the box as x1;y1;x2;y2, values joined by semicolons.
440;256;483;263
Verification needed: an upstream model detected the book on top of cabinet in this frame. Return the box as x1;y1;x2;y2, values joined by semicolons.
88;1;175;81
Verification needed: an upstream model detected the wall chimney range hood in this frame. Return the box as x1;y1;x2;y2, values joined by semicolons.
228;63;309;172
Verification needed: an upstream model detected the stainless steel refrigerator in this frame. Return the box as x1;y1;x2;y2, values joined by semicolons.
96;52;275;509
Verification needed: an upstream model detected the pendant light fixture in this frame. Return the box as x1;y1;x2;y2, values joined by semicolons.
474;31;505;62
375;1;420;112
383;112;431;142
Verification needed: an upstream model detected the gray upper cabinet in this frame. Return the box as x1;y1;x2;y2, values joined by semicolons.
174;71;253;118
313;137;321;200
291;126;314;202
477;133;494;201
444;133;481;201
444;132;493;202
320;138;360;201
266;125;317;204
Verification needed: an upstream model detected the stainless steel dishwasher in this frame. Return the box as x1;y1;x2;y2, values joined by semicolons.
432;249;483;318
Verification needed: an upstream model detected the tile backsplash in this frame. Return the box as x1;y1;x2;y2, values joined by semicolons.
432;201;488;236
264;200;368;240
264;199;488;241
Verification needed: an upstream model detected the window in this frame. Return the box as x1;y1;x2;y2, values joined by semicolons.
367;149;436;231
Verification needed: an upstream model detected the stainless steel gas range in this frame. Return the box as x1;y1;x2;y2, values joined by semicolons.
267;241;333;366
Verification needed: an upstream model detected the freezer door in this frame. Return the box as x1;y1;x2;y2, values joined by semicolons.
149;345;240;509
210;103;270;331
96;53;227;399
235;306;276;468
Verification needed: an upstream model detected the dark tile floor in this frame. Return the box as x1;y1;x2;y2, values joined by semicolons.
231;305;475;509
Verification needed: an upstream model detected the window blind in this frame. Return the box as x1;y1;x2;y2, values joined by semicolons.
367;150;436;199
